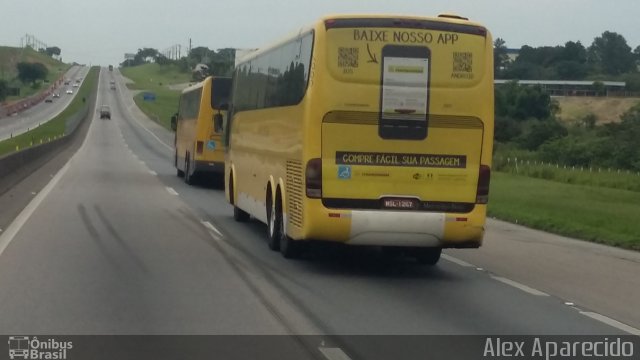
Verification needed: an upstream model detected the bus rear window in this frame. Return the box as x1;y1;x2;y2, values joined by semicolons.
211;77;232;110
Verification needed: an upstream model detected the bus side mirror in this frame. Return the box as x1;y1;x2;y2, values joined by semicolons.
170;114;177;131
213;113;224;133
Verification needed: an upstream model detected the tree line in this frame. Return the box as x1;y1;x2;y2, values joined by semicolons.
494;31;640;90
493;31;640;172
120;47;235;80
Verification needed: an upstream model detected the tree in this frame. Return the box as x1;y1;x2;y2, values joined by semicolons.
208;48;236;76
561;41;587;63
189;46;213;64
0;79;8;102
518;119;568;151
592;81;605;96
588;31;636;75
495;81;554;120
16;62;48;85
493;38;509;76
555;60;588;79
45;46;61;57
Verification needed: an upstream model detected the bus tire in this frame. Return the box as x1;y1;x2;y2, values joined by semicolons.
184;153;194;185
233;206;250;222
414;247;442;265
230;173;250;222
266;188;280;251
277;195;300;259
176;152;184;177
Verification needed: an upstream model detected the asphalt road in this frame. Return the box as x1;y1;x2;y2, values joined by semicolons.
0;65;89;141
0;68;637;354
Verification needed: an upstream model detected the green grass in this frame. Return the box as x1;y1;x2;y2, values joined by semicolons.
120;63;191;130
0;67;99;157
489;171;640;250
494;160;640;192
0;46;70;101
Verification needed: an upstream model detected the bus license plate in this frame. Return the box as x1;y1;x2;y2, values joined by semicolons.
382;198;418;210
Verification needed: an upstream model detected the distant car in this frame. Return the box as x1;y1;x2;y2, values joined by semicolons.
53;93;60;98
110;81;116;90
66;89;73;94
99;105;111;119
45;98;53;103
72;83;79;88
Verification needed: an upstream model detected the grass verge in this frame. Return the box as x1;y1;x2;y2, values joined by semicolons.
494;161;640;192
120;63;191;130
489;171;640;250
0;66;99;157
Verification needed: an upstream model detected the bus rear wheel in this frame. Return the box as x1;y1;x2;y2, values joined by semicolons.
175;151;184;177
276;195;300;259
413;247;442;265
184;153;195;185
266;190;280;251
230;173;249;222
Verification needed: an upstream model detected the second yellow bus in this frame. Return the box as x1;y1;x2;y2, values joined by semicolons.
172;76;231;184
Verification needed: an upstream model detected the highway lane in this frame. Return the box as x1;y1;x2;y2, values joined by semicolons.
0;69;303;335
0;68;634;339
0;65;88;141
111;70;634;335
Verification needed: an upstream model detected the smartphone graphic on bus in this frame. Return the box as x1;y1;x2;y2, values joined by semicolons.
379;45;431;140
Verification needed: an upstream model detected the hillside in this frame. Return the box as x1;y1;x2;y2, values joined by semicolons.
0;46;70;101
120;63;192;129
556;96;640;124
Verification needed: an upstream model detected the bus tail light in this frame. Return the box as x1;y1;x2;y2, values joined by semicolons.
305;158;322;198
476;165;491;204
196;141;204;154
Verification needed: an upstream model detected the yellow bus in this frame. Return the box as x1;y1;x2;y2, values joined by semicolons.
172;76;231;184
225;14;494;263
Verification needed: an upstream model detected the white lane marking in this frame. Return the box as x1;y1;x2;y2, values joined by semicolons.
442;254;474;267
148;170;157;176
580;311;640;335
319;347;353;360
201;221;223;237
165;187;178;195
0;155;72;257
0;67;104;258
491;276;549;296
118;86;173;151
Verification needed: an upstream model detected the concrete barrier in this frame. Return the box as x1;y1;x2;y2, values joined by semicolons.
0;79;96;195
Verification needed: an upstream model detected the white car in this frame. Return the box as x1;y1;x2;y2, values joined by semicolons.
66;89;73;94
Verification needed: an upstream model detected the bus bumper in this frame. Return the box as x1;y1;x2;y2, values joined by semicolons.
194;160;224;174
302;204;485;248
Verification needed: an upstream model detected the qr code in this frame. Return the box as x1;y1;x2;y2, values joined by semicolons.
453;52;473;72
338;47;359;68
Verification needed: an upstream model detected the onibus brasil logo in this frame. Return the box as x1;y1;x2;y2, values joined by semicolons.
8;336;72;360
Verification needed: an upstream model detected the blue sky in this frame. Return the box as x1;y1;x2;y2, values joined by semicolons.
1;0;639;66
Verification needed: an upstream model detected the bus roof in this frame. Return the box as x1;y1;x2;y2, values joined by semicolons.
181;76;231;95
235;14;487;66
